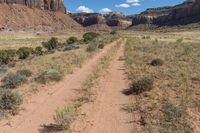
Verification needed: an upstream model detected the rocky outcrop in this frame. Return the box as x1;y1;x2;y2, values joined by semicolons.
0;0;66;13
105;12;132;28
131;0;200;26
71;12;132;29
71;13;106;27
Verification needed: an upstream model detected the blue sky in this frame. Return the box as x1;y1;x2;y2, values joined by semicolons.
64;0;185;15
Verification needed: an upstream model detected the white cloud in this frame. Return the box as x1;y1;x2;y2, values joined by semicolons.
76;6;93;13
99;8;112;14
126;0;140;3
132;3;140;6
115;3;130;8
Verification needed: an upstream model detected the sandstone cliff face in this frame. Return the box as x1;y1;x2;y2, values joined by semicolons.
71;13;106;27
71;12;132;29
0;0;66;13
131;0;200;26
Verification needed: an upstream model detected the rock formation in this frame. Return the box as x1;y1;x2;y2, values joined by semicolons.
71;12;132;29
0;0;66;13
131;0;200;26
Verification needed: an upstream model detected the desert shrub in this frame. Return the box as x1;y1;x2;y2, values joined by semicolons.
110;30;117;35
35;69;62;84
0;66;7;73
150;58;164;66
34;46;43;55
130;77;154;95
0;49;16;64
7;61;16;68
98;44;104;49
86;42;99;52
83;32;99;43
54;104;76;129
1;72;27;89
142;36;151;39
17;47;33;59
0;89;22;114
176;38;183;43
42;37;59;51
16;69;32;77
183;45;192;55
67;37;78;44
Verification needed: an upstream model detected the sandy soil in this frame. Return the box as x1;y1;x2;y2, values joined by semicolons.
72;40;134;133
0;40;120;133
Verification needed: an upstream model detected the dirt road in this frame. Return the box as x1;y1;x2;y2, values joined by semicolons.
0;40;120;133
72;41;133;133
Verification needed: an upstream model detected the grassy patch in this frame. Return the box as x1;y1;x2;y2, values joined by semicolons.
123;34;200;132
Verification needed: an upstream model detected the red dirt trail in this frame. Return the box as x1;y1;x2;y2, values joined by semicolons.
0;40;120;133
72;40;133;133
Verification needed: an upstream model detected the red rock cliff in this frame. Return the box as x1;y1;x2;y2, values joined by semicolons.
0;0;66;13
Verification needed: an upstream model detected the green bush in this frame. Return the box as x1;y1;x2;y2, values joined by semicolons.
67;37;78;44
110;30;117;35
130;77;154;95
1;72;27;89
16;69;32;77
35;69;62;84
34;46;43;55
150;58;164;66
7;61;16;68
0;66;7;73
17;47;33;59
0;49;16;64
176;38;183;43
98;44;104;49
83;32;99;43
42;37;59;51
86;42;99;52
0;89;22;114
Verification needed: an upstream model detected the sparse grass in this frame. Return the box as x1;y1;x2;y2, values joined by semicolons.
53;104;77;130
123;33;200;132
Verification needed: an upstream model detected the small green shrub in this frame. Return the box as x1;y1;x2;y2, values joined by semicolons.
83;32;99;43
7;61;16;68
0;89;22;114
86;43;99;52
16;69;32;77
35;69;62;84
1;72;27;89
67;37;78;44
17;47;33;59
42;37;59;51
34;46;43;55
110;30;117;35
130;77;154;95
150;58;164;66
54;104;76;129
98;44;104;49
0;49;16;64
142;36;151;39
0;66;7;73
176;38;183;43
